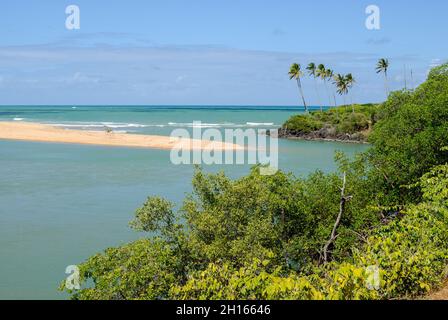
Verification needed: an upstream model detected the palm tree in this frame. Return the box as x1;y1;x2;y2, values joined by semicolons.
333;74;349;107
316;64;331;107
345;73;356;112
307;63;322;111
289;63;308;113
376;58;389;97
326;69;337;107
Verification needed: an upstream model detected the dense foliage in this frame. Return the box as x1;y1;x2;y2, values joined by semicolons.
281;104;378;141
367;64;448;203
62;64;448;300
172;169;448;299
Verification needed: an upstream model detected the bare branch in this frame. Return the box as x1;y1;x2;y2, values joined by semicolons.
321;172;351;264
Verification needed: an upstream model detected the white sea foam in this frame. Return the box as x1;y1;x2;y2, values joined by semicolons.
246;122;275;126
168;122;222;128
47;121;276;130
51;122;149;129
101;122;148;128
167;122;242;128
13;118;24;121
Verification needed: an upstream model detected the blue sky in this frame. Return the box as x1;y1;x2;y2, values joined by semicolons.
0;0;446;105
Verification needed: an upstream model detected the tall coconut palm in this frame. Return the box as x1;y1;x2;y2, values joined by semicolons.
376;58;389;97
345;73;356;112
326;69;337;107
316;64;331;107
333;74;349;107
307;62;322;111
288;63;308;113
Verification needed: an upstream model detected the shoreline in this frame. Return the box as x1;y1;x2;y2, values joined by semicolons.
0;121;243;151
277;129;370;144
280;135;370;144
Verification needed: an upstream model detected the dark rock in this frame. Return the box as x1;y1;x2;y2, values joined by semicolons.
278;128;368;144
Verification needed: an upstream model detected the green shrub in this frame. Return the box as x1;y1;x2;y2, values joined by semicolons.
172;164;448;300
282;115;322;133
337;113;370;134
357;205;448;298
61;239;182;300
281;104;378;137
62;163;448;300
368;63;448;203
170;259;379;300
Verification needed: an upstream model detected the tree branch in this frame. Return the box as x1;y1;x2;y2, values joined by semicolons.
321;172;352;264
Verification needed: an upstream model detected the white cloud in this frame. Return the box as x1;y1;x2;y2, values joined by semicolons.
0;42;437;105
425;58;446;76
429;58;442;68
69;72;100;84
176;75;186;83
366;37;392;45
428;58;442;73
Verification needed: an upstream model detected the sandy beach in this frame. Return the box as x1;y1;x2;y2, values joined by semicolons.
0;121;243;151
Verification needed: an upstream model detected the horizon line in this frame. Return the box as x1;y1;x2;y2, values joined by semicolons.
0;104;361;108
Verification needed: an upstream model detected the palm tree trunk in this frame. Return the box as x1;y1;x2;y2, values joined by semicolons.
324;81;331;108
314;78;322;112
296;78;308;113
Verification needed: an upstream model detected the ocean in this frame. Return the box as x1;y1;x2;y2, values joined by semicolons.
0;106;368;299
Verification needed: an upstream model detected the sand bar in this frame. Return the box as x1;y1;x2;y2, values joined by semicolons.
0;121;244;151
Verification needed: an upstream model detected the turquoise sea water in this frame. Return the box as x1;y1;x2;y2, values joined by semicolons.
0;106;368;299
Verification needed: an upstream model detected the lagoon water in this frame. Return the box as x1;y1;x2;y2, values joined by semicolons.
0;106;368;299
